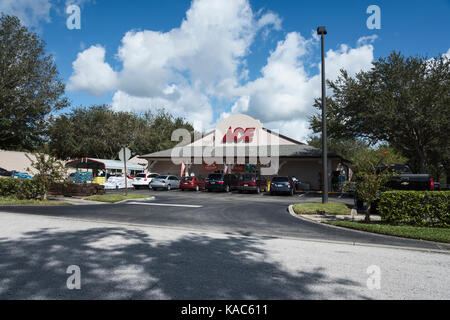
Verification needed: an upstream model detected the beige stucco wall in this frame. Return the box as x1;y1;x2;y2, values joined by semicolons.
0;150;38;175
0;150;72;176
146;158;345;190
278;158;342;190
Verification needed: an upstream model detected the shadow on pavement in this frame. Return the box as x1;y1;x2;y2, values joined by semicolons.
0;226;369;299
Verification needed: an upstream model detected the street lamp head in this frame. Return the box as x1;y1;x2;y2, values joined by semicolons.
317;26;327;35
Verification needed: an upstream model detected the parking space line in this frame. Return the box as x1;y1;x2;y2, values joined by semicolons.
127;202;203;208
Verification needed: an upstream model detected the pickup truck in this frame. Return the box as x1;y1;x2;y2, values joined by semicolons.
0;167;13;177
380;164;435;191
355;164;436;212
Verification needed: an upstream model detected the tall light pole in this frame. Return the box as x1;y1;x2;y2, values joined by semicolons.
317;26;328;204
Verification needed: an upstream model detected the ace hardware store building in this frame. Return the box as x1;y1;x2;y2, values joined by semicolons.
140;114;350;191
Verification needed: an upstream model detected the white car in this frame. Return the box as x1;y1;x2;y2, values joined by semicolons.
132;173;160;189
102;176;134;190
150;175;180;191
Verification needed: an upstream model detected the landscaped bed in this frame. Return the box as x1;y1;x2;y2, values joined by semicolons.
292;202;350;215
326;220;450;243
85;194;150;203
0;196;71;206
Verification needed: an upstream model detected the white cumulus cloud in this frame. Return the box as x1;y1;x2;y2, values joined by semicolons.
67;0;376;141
0;0;51;27
68;45;118;96
225;33;375;141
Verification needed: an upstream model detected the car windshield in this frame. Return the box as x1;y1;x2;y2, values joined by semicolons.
156;175;167;179
135;174;146;178
182;177;193;181
240;174;256;180
208;174;223;180
272;177;289;182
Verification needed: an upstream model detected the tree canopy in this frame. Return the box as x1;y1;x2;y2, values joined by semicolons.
307;136;407;173
310;51;450;180
48;105;195;160
0;15;68;150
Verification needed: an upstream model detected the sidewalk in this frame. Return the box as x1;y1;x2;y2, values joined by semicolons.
47;196;105;205
47;195;155;205
288;205;381;223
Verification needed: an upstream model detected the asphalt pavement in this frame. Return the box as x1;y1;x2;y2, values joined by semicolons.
0;189;448;251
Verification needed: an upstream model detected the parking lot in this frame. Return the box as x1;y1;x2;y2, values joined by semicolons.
1;187;449;300
1;188;448;251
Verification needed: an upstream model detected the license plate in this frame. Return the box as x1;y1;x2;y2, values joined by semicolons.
244;184;248;187
211;182;215;184
276;184;282;187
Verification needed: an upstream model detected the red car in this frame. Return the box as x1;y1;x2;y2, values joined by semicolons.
180;176;206;191
237;173;268;194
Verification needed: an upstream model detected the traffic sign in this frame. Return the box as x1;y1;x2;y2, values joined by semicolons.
118;147;131;161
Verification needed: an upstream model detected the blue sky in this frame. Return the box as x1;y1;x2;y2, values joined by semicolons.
2;0;449;140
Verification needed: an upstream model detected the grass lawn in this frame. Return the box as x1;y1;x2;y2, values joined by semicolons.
292;202;350;215
0;196;72;206
85;194;150;203
326;221;450;243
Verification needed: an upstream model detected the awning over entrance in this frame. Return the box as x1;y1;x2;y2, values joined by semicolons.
65;158;145;171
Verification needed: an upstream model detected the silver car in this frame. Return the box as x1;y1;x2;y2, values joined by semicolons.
150;175;180;191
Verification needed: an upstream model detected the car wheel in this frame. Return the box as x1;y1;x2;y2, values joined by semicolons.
270;191;274;196
196;185;200;192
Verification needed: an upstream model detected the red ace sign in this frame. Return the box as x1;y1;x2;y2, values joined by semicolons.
222;126;256;143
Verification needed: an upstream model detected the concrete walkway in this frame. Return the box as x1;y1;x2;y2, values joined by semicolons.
47;196;155;205
288;205;381;223
0;212;448;299
47;196;106;205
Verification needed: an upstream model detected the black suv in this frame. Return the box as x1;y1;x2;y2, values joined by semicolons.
269;176;295;196
206;173;238;192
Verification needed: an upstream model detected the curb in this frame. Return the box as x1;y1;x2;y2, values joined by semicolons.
287;205;450;254
115;196;155;204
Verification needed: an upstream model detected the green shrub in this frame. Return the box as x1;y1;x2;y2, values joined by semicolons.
379;191;450;227
0;178;46;200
